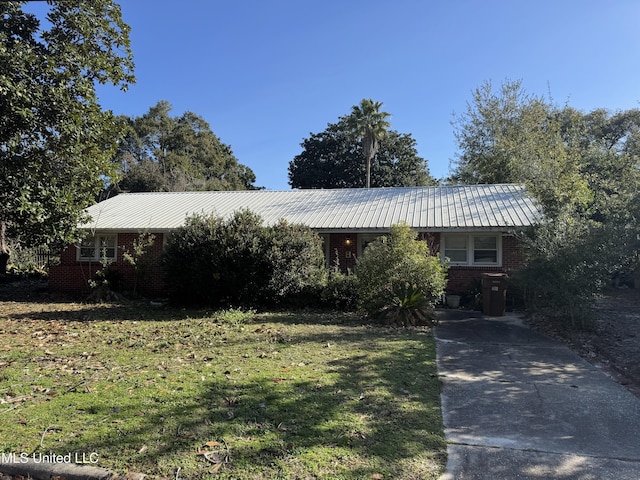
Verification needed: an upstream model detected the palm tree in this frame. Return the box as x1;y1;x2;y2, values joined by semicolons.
347;99;391;188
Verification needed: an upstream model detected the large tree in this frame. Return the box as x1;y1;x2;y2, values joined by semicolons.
347;99;391;188
0;0;135;273
289;117;435;189
111;101;257;193
450;79;590;217
451;80;640;323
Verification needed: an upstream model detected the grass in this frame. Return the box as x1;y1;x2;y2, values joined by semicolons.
0;298;446;479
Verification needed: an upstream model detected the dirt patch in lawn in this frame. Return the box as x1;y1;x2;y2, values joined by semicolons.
527;288;640;398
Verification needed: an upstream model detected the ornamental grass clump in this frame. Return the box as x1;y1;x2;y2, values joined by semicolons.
356;224;447;327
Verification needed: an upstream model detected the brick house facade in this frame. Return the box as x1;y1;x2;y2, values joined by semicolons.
48;186;540;297
50;230;526;298
50;232;167;297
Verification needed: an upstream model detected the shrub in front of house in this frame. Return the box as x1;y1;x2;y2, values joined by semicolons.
264;219;327;306
356;224;447;326
320;253;359;311
162;210;326;307
515;216;622;329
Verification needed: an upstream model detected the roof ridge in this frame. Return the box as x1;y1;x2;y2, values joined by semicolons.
117;183;525;196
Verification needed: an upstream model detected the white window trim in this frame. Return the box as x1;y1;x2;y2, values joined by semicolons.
77;235;118;262
441;233;502;267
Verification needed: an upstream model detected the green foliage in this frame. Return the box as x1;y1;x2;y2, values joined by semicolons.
213;307;257;326
122;231;156;296
289;112;435;189
112;101;257;193
356;224;447;326
450;79;591;218
346;99;392;188
0;1;134;253
452;79;640;327
377;285;439;327
264;220;327;305
162;210;326;307
4;242;55;278
320;254;359;310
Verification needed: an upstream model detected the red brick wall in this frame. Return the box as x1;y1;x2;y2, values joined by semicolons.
445;235;525;294
324;232;525;295
50;231;526;298
49;232;166;297
327;233;357;272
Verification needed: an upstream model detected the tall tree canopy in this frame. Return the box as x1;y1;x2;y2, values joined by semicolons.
450;79;590;217
111;101;257;193
450;79;640;224
0;0;135;272
451;79;640;322
289;108;434;189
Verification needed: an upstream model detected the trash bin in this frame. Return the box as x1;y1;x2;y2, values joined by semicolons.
481;273;508;316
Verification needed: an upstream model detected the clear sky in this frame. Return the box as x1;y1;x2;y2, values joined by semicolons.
41;1;640;189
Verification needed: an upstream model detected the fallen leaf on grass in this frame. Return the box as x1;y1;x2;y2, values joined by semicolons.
205;440;221;447
1;394;32;404
371;474;383;479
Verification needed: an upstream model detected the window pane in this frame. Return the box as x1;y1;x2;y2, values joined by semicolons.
100;237;116;248
446;236;467;249
474;236;497;249
99;236;116;259
445;249;467;262
474;250;497;263
79;237;95;258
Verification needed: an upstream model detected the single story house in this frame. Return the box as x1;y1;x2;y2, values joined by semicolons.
49;184;541;297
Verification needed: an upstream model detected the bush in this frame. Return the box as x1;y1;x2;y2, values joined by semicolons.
162;210;326;308
213;308;257;326
5;241;56;278
264;220;327;306
87;264;125;303
320;254;358;310
355;224;447;326
516;214;626;329
162;213;226;306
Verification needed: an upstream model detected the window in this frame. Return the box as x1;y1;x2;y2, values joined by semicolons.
473;236;498;264
444;235;468;263
442;234;500;266
78;235;117;262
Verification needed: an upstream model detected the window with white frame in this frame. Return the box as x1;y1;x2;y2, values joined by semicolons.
442;234;500;266
78;235;117;262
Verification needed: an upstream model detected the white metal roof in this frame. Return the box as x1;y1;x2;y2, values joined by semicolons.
81;185;541;233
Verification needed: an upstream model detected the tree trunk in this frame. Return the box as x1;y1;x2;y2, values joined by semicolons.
366;156;371;188
0;221;9;275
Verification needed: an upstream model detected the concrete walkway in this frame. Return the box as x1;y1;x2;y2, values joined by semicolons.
435;310;640;480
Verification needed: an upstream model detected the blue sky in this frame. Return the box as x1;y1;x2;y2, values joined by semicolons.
36;1;640;189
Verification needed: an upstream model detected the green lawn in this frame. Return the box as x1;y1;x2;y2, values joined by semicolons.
0;300;446;479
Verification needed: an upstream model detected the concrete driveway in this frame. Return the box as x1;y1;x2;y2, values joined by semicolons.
435;310;640;480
